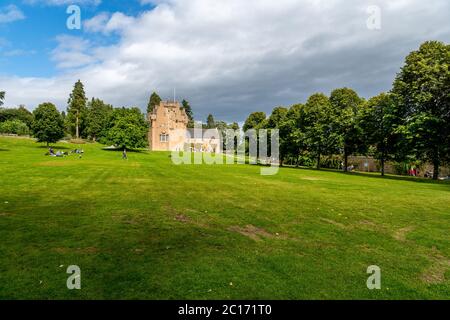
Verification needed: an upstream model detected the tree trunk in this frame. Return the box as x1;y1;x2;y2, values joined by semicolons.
343;150;348;172
316;153;321;169
75;114;79;139
433;159;440;180
381;157;385;176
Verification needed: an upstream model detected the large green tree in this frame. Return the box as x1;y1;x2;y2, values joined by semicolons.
66;80;88;139
360;93;399;176
243;112;266;131
86;98;113;141
104;107;149;149
147;92;162;114
392;41;450;179
264;107;288;163
330;88;365;171
303;93;339;169
279;104;308;166
32;103;65;146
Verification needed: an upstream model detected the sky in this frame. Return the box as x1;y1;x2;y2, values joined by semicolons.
0;0;449;123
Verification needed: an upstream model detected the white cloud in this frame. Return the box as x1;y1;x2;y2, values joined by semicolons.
51;35;98;69
84;12;135;35
2;0;450;121
0;5;25;24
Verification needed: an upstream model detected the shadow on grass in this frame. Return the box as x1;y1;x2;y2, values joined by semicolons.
0;148;9;152
346;171;450;185
280;164;450;186
102;147;147;154
36;145;71;150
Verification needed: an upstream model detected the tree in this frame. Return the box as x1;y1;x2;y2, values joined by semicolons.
392;41;450;180
279;104;308;166
147;92;162;114
264;107;288;164
0;106;33;128
243;112;266;131
360;93;399;176
330;88;365;171
86;98;113;141
266;107;288;129
0;119;29;136
104;107;149;149
206;114;216;129
66;80;88;139
16;105;34;128
181;99;194;123
215;120;229;151
32;103;65;146
303;93;339;169
0;91;4;106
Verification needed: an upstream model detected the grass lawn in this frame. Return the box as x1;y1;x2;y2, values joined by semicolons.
0;136;449;300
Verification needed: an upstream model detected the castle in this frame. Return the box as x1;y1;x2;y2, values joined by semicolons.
147;101;221;153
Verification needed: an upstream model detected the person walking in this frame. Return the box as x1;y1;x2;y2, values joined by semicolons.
122;148;128;160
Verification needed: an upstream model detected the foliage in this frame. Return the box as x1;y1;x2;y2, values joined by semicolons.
0;106;34;128
303;93;340;169
86;98;113;141
103;107;149;149
0;119;29;136
66;80;88;139
181;99;194;124
31;103;65;145
360;93;400;175
278;104;308;166
206;114;216;129
147;92;162;114
329;88;366;171
392;41;450;179
243;112;266;131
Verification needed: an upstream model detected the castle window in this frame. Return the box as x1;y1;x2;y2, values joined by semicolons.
160;134;169;142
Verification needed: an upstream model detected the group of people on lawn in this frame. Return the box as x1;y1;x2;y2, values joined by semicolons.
47;147;84;158
46;147;128;160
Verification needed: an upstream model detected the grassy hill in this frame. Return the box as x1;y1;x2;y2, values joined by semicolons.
0;136;449;299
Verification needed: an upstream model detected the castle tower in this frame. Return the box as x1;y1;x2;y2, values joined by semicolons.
148;101;189;151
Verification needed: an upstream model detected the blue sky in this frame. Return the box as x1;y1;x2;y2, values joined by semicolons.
0;0;449;122
0;1;150;77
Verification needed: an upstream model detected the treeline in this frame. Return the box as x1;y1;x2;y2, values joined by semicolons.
0;83;163;148
243;41;450;180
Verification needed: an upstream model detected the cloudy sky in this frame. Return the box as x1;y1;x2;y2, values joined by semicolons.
0;0;449;122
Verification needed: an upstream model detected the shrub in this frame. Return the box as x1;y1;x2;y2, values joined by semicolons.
0;119;30;135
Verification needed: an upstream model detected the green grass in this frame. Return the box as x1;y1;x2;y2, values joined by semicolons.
0;136;449;300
